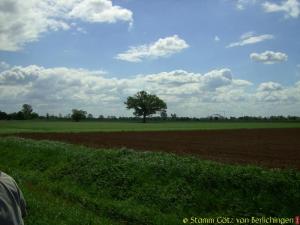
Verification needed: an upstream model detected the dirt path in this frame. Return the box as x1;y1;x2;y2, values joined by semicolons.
15;128;300;169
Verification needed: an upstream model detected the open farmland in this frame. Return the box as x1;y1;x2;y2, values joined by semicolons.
1;120;300;134
15;128;300;169
0;137;299;225
1;121;300;224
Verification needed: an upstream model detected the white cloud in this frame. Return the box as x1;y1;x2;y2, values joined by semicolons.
256;82;293;102
115;35;189;62
0;0;133;51
235;0;257;10
257;82;283;92
250;51;288;64
0;0;68;51
0;65;48;85
214;36;220;42
263;0;300;18
0;65;249;115
255;81;300;104
240;31;255;39
227;32;274;48
1;64;299;116
200;69;233;91
68;0;133;25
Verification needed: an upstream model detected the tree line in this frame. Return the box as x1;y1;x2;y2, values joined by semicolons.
1;91;300;122
0;104;39;120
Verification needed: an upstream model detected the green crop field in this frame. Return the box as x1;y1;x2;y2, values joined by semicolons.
1;120;300;134
0;137;299;225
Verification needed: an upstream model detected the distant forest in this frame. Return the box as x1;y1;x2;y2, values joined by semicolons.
1;104;300;122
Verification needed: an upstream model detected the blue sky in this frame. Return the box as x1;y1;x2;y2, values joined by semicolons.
1;0;300;117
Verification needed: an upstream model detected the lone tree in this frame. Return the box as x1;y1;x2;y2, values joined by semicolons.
87;113;94;119
22;104;33;119
124;91;167;123
71;109;87;122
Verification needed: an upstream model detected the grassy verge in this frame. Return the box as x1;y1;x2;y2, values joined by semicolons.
0;137;299;225
1;120;300;134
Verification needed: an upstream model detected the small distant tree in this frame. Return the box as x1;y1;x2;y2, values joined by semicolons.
87;113;93;119
124;91;167;123
171;113;177;120
160;110;168;120
16;111;25;120
31;112;39;119
0;111;8;120
71;109;87;122
107;115;117;120
22;104;33;119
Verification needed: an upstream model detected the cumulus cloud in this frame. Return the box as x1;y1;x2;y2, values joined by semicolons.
256;82;290;102
262;0;300;18
0;0;133;51
250;51;288;64
235;0;257;10
257;82;283;92
0;65;40;85
227;32;274;48
68;0;133;25
1;64;299;116
200;69;233;91
0;65;249;114
0;0;68;51
115;35;189;62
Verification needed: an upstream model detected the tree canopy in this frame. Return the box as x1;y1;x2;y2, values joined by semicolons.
71;109;87;122
124;91;167;123
22;104;33;119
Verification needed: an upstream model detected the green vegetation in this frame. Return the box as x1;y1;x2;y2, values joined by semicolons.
1;120;300;134
125;90;167;123
71;109;87;122
0;137;299;225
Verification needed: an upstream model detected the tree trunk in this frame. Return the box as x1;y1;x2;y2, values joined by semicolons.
142;114;146;123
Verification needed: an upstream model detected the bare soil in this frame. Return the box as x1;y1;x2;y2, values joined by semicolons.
15;128;300;169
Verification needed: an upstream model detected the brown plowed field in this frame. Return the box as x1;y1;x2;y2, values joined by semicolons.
16;128;300;169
